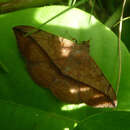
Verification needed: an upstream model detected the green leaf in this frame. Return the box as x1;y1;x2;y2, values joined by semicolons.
0;99;76;130
0;5;130;129
75;111;130;130
122;19;130;51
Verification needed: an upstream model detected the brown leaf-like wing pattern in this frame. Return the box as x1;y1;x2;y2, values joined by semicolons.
13;26;117;108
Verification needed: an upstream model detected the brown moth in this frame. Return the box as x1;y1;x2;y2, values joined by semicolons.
13;26;117;108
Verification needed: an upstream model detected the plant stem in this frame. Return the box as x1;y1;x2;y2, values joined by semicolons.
116;0;127;96
113;16;130;28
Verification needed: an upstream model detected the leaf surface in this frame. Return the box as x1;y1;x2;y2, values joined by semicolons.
75;111;130;130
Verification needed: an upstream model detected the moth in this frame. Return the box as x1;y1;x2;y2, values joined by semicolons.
13;26;117;108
